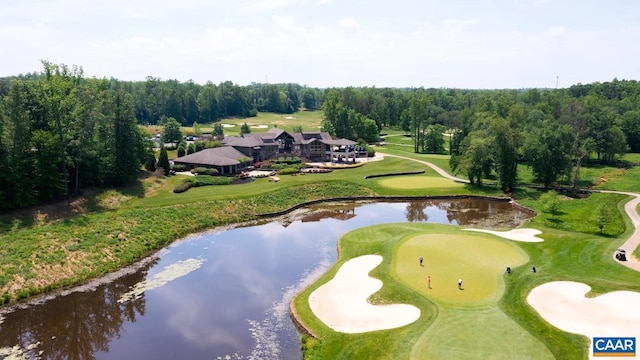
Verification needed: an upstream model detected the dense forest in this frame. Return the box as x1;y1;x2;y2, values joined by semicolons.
320;81;640;190
1;62;640;210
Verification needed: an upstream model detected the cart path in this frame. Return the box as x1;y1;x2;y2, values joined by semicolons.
598;191;640;271
376;152;469;183
377;152;640;272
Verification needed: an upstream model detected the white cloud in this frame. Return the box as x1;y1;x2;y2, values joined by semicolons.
245;0;300;12
339;17;359;29
1;0;639;88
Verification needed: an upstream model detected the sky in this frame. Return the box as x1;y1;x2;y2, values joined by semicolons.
1;0;639;89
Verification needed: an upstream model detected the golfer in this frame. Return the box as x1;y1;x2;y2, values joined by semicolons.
419;256;423;266
458;278;463;289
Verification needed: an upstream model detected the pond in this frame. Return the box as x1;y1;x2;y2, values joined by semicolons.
0;198;532;360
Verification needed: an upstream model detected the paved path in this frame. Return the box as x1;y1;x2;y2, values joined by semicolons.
377;152;640;272
598;191;640;271
375;152;469;183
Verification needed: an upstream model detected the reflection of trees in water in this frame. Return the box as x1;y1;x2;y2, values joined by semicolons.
0;258;157;359
404;199;527;227
405;201;429;222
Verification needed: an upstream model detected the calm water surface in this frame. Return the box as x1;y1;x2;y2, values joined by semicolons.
0;199;531;360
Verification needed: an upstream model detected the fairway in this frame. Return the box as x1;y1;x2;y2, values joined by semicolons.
378;175;464;189
395;233;529;304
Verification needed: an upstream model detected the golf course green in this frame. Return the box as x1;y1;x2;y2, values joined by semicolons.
292;219;640;359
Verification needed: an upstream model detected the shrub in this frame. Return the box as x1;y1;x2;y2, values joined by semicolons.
273;158;302;165
279;167;300;175
193;175;233;186
173;177;197;193
177;144;186;157
191;167;219;176
171;164;187;172
173;175;233;193
366;146;376;157
195;141;206;152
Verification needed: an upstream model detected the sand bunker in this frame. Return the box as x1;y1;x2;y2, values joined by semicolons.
528;281;640;358
463;228;543;242
221;124;235;128
309;255;420;333
250;124;268;128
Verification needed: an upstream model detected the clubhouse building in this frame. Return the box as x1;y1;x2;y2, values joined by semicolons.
172;128;363;175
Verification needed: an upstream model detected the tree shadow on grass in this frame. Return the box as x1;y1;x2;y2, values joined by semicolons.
0;175;150;235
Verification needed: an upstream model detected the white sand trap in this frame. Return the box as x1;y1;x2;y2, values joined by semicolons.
284;116;294;119
463;228;543;242
529;281;640;359
309;255;420;333
250;124;268;128
221;124;235;128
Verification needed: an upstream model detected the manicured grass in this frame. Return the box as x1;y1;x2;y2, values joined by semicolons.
217;111;324;135
377;175;464;190
294;218;640;359
375;146;455;174
515;191;627;237
396;233;528;305
1;131;639;360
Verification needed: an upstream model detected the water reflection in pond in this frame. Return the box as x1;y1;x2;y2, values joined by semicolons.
0;199;532;360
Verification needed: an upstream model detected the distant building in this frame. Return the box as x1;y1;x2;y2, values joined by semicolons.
173;127;360;174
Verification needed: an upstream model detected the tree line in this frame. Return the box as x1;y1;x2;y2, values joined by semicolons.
0;63;150;210
2;62;640;210
320;81;640;191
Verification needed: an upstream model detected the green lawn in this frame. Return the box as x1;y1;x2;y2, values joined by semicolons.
1;130;639;359
293;219;640;359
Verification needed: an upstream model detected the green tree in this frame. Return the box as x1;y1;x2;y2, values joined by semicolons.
157;146;170;176
602;126;629;162
212;123;224;137
522;119;574;189
110;88;143;185
619;110;640;152
193;121;202;136
145;153;156;172
560;101;594;188
490;117;522;191
240;122;251;135
424;124;445;154
540;191;562;221
187;142;196;154
451;133;492;185
163;117;182;143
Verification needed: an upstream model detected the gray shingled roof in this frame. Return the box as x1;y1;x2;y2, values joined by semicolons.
223;129;353;148
173;147;247;166
323;138;358;146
